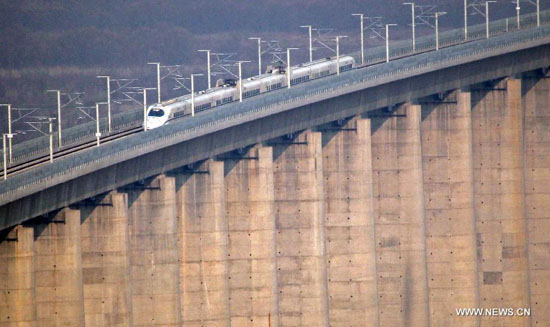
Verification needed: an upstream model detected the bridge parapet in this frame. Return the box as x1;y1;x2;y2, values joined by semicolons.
2;10;550;168
1;24;550;232
1;25;550;205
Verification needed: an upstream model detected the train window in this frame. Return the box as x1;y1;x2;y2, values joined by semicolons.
267;83;282;91
243;89;260;98
216;97;233;106
174;111;186;118
148;108;165;117
290;76;309;85
313;70;330;79
339;64;353;72
195;103;212;112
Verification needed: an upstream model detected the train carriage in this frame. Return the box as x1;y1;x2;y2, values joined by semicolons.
146;55;355;129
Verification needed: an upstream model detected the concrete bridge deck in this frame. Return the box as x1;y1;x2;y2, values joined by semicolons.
1;24;550;230
1;16;550;327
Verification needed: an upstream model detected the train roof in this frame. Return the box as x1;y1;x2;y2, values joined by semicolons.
152;55;355;109
158;82;235;107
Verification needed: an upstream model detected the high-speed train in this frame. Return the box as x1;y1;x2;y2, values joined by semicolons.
146;55;355;129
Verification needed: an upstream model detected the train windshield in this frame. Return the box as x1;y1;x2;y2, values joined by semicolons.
148;108;165;117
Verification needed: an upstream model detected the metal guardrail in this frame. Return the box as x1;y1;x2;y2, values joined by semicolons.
5;108;143;164
1;23;549;204
1;9;549;170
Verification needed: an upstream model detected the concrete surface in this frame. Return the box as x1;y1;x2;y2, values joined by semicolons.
321;118;379;327
1;71;550;326
3;39;550;231
176;160;230;327
34;209;85;327
272;132;329;327
522;74;550;326
471;78;530;327
369;104;430;327
124;175;181;327
223;146;279;327
420;90;480;327
0;226;36;327
79;192;132;327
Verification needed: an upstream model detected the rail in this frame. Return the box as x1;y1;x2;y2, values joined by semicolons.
0;23;549;205
1;9;549;170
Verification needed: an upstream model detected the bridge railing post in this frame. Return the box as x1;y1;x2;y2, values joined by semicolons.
48;118;55;163
2;133;9;180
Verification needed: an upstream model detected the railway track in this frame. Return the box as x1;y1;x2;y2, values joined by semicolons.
1;126;142;180
0;24;538;181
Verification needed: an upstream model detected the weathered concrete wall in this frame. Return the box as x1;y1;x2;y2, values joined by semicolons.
34;209;85;327
79;192;132;327
369;104;430;327
272;132;329;327
175;160;230;327
420;90;480;327
471;78;530;327
3;71;550;326
223;146;279;327
0;226;36;327
522;74;550;326
124;175;181;327
321;119;379;327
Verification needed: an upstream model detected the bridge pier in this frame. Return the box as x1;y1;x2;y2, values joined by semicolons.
321;118;379;327
271;131;329;327
34;208;85;327
223;146;278;327
522;72;550;326
420;90;480;327
471;78;530;326
79;192;132;327
175;160;231;327
0;226;36;327
123;175;181;327
369;104;430;327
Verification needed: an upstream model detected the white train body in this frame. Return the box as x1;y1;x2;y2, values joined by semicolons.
146;55;355;129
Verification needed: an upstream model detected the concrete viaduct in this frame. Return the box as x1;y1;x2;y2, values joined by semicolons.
1;18;550;327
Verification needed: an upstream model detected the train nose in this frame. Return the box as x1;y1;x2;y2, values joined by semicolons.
146;117;166;130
